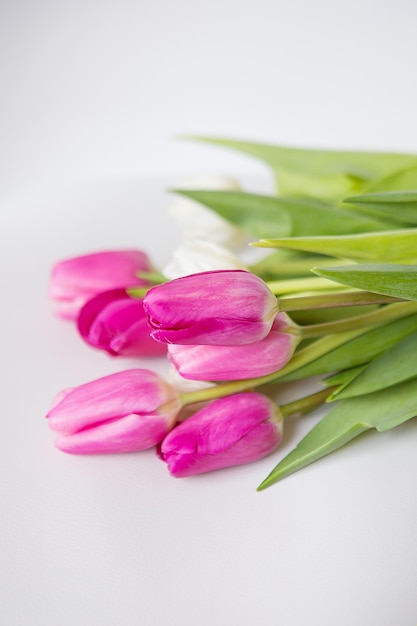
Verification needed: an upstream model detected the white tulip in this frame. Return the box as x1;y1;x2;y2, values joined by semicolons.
162;240;246;280
168;175;247;250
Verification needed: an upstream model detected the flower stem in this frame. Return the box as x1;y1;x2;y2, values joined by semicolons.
279;291;403;312
298;301;417;338
127;286;151;299
249;256;346;278
136;270;166;284
178;329;367;407
280;387;337;418
266;276;346;294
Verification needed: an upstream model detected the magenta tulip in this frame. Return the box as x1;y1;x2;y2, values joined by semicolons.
159;392;283;477
143;270;278;346
49;249;152;319
46;369;179;454
77;289;166;357
167;313;298;380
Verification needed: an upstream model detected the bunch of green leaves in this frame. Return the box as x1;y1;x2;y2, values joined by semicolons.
175;138;417;489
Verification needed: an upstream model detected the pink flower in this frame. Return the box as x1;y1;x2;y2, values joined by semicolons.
143;270;278;346
77;289;166;357
159;392;283;477
167;313;298;380
46;369;179;454
49;250;152;320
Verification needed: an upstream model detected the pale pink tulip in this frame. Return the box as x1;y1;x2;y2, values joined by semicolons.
49;250;152;319
46;369;179;454
167;313;298;380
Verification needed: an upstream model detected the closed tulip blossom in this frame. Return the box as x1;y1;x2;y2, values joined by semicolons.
49;249;152;319
77;289;166;357
167;313;298;381
167;175;246;250
143;270;278;346
46;369;179;454
162;240;246;280
159;393;283;477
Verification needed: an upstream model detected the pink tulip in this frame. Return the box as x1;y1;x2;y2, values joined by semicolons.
143;270;278;346
159;392;283;477
46;369;179;454
49;250;152;320
167;313;298;380
77;289;166;357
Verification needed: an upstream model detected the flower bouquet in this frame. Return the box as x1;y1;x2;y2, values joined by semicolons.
46;138;417;490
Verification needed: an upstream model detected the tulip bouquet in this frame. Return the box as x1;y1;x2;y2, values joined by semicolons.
46;138;417;490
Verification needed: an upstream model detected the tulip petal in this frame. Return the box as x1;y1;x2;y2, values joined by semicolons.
160;393;283;477
144;270;278;346
150;316;275;346
78;289;166;357
55;412;172;454
47;369;176;435
165;422;280;477
49;250;151;298
168;313;298;380
49;250;152;320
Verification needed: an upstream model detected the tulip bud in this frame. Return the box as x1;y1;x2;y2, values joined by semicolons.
49;250;152;320
167;313;298;381
167;175;246;250
46;369;179;454
77;289;166;357
143;270;278;346
159;392;283;477
162;240;246;280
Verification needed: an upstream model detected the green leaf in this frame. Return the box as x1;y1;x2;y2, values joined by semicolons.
323;365;367;387
289;305;380;326
258;378;417;489
189;136;417;200
173;190;290;238
255;229;417;263
330;330;417;400
173;190;389;239
364;164;417;193
279;312;417;381
249;250;330;280
314;264;417;301
343;190;417;225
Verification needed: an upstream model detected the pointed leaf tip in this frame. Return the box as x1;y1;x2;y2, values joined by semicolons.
259;378;417;488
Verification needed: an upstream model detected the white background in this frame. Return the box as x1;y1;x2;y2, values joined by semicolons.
1;1;417;625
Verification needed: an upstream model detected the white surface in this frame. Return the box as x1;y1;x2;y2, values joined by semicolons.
2;2;417;625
